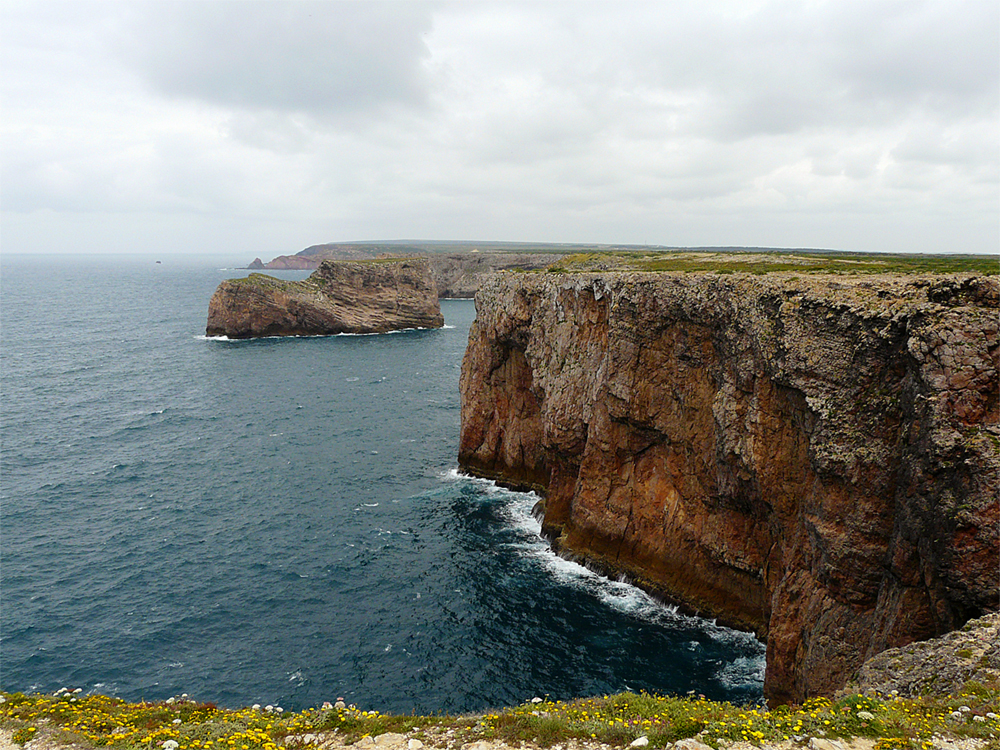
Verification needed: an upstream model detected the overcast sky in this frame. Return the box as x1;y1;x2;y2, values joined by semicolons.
2;0;997;259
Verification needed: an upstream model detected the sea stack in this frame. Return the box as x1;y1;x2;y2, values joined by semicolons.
206;258;444;338
458;271;999;704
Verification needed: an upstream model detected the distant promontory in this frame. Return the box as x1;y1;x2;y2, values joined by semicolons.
206;258;444;339
252;242;567;298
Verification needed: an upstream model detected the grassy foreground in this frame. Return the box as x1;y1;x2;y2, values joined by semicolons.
2;688;998;750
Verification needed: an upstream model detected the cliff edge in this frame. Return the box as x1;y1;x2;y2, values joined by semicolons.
206;259;443;338
458;271;999;704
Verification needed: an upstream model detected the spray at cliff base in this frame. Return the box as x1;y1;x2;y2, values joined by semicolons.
0;255;764;714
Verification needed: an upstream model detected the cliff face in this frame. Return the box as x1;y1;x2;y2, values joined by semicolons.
206;259;443;338
257;251;565;296
428;253;564;298
458;271;999;704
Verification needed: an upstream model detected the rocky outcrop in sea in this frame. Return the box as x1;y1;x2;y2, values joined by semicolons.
457;271;999;704
206;258;444;338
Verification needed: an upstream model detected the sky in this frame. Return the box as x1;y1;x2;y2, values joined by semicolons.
2;0;998;260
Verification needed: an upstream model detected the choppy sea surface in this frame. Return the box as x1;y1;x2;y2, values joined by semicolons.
0;254;764;713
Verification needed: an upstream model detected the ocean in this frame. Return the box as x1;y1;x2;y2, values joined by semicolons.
0;254;764;714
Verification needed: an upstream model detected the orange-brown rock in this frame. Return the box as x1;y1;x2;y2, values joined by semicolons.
206;258;443;338
458;271;999;704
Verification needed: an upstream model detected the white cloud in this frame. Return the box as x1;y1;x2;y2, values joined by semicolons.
1;0;996;256
118;1;435;115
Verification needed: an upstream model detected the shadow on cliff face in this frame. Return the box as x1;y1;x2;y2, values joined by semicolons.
458;271;999;704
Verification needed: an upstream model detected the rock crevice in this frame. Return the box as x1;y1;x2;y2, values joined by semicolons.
457;271;999;704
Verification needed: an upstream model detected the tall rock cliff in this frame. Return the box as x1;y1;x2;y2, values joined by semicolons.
206;259;443;338
458;271;999;704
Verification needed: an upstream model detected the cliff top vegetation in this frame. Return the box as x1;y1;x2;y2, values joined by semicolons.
3;685;997;750
4;609;998;750
540;251;998;276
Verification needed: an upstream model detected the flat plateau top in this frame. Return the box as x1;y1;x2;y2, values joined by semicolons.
536;250;997;276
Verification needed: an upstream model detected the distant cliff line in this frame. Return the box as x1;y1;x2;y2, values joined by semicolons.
251;250;565;298
247;247;998;300
207;259;443;338
457;270;999;705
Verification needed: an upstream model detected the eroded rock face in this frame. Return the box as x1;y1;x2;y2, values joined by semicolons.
206;259;444;338
458;271;999;704
259;251;565;297
428;253;564;298
844;611;999;698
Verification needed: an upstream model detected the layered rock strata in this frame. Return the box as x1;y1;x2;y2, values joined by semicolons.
457;271;999;704
206;259;443;338
427;253;564;298
258;251;565;298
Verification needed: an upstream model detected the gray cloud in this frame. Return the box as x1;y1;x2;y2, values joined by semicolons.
1;0;996;256
119;1;435;114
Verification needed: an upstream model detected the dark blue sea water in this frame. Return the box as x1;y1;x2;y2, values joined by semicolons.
0;254;764;714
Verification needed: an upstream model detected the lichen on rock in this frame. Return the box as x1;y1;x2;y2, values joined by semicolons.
458;270;999;705
845;611;1000;699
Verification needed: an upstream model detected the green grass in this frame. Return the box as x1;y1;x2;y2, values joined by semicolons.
3;685;998;750
534;250;998;276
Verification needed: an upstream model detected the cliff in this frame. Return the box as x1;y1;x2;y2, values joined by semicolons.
262;254;342;270
428;253;564;298
206;259;443;338
258;250;564;297
457;271;999;704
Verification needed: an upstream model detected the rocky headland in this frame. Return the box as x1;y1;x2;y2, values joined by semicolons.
426;253;564;298
255;249;565;298
206;258;443;338
457;271;999;705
